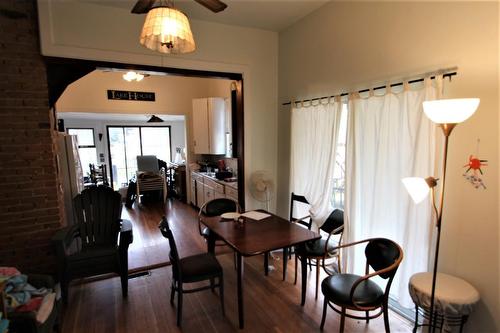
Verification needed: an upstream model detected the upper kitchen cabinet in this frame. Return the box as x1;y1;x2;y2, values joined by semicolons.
192;97;226;155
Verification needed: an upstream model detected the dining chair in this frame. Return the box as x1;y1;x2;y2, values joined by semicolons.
294;209;344;300
159;217;225;327
198;197;241;243
275;193;312;281
319;238;403;332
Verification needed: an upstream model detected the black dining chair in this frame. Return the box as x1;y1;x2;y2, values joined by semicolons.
319;238;403;332
294;209;344;300
275;193;313;281
198;197;241;243
159;217;225;327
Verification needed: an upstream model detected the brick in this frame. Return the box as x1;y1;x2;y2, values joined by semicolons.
0;0;62;274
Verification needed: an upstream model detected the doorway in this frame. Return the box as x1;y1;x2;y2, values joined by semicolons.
47;57;245;271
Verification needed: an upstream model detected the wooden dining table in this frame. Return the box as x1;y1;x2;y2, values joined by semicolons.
201;210;320;329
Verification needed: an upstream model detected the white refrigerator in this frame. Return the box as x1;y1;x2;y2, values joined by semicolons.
57;133;84;227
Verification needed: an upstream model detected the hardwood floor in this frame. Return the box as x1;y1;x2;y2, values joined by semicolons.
62;198;413;332
123;199;232;270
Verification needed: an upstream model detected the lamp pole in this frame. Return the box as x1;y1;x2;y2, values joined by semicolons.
428;123;455;332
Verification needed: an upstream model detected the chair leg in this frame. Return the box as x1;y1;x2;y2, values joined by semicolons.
283;247;288;281
365;310;370;323
120;271;128;298
340;307;346;333
383;303;390;333
177;285;183;327
210;278;215;292
233;252;237;271
61;278;69;304
219;275;225;316
170;281;175;305
308;258;312;271
264;251;269;276
320;297;328;330
294;254;299;285
119;250;129;298
315;259;320;299
413;305;419;333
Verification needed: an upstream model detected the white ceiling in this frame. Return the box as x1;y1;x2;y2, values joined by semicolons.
82;0;331;32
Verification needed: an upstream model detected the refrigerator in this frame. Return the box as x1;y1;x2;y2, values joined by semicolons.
56;133;84;227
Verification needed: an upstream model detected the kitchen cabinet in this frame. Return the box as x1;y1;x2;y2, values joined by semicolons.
225;185;238;202
192;98;226;155
191;171;237;208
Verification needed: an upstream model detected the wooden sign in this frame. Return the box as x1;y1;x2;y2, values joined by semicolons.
107;90;155;101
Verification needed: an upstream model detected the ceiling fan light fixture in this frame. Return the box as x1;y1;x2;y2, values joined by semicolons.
140;6;196;54
123;71;146;82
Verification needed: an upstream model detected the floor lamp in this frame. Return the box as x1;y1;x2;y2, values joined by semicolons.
402;98;480;331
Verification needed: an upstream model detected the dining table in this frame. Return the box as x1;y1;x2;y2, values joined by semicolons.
201;210;320;329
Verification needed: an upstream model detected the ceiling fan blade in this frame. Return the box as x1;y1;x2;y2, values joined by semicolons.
194;0;227;13
131;0;156;14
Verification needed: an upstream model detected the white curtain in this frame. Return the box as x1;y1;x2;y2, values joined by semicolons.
344;78;440;307
290;99;342;226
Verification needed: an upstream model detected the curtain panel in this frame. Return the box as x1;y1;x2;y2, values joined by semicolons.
344;78;440;307
290;99;342;226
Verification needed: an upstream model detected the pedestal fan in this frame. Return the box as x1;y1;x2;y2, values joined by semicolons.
249;170;274;212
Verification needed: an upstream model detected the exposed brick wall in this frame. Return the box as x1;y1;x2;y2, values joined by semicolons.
0;0;62;274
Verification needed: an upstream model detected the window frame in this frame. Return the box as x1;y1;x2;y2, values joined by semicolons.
106;125;172;189
66;128;96;148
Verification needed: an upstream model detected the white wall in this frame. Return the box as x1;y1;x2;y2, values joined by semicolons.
38;0;279;211
279;2;498;331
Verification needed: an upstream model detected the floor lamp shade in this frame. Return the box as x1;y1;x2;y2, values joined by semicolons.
402;177;431;204
423;98;479;124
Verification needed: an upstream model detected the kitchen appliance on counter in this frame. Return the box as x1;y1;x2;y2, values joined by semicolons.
215;170;232;180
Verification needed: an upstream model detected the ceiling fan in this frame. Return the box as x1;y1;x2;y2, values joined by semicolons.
131;0;228;14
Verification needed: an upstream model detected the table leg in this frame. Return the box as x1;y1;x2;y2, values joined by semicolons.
236;253;244;329
207;231;216;254
301;254;307;306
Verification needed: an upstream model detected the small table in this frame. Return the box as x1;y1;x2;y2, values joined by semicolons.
409;272;480;332
202;211;320;329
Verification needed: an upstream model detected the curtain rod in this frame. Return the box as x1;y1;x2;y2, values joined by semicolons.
282;70;457;106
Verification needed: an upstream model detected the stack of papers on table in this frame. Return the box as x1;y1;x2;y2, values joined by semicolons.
241;211;271;220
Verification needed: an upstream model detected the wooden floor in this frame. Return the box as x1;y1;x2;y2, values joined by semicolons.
62;199;413;332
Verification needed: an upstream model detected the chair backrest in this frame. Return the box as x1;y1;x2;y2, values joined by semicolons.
137;155;159;173
320;209;344;234
201;198;240;217
73;185;122;248
365;238;403;280
158;217;180;279
289;192;312;229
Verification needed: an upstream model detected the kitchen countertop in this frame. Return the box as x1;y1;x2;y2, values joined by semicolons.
193;171;238;190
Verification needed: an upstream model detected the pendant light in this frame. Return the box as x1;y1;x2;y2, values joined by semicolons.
147;115;164;123
139;0;195;54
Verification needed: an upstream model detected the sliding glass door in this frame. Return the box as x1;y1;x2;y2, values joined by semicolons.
107;126;171;189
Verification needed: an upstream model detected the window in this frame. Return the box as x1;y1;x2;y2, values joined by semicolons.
67;128;97;176
331;103;348;209
107;126;171;189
